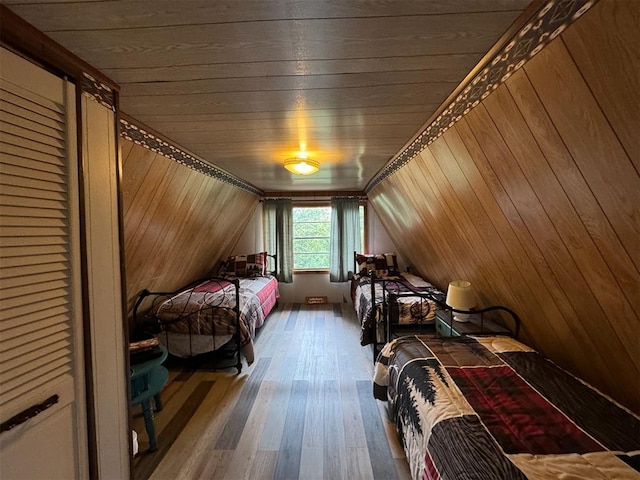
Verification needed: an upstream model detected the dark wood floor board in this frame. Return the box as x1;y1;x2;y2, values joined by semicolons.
181;450;233;480
214;357;271;449
347;447;376;479
223;378;280;479
152;374;238;478
132;368;202;452
284;303;301;331
293;329;319;381
323;379;348;479
376;401;405;461
273;380;310;479
357;380;399;480
250;450;279;480
133;380;215;480
341;379;369;448
259;381;291;452
303;366;326;449
311;314;326;356
395;458;413;479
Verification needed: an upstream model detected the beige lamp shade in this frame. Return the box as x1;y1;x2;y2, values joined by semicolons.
446;280;475;322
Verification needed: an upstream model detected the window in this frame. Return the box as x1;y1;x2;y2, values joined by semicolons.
293;206;331;269
292;204;365;270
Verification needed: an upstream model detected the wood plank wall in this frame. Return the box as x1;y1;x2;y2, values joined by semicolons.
121;139;259;328
368;0;640;413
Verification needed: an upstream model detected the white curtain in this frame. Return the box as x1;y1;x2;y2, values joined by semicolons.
330;197;361;282
264;198;293;283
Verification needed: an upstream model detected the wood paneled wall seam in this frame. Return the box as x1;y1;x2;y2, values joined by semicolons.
368;0;640;412
121;139;259;329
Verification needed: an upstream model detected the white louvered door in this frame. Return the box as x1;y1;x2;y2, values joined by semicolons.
0;48;87;479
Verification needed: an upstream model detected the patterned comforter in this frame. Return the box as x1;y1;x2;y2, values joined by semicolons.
373;335;640;480
155;275;279;363
352;273;443;346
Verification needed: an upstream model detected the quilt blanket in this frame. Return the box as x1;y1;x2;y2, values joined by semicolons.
155;275;279;363
352;273;443;346
373;335;640;480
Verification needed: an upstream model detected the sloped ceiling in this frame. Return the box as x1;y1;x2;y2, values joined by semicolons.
368;0;640;412
1;0;531;192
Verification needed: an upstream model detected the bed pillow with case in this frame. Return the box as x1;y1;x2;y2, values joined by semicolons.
355;253;399;277
223;252;267;277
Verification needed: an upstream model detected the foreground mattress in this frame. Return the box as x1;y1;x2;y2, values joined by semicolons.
374;335;640;480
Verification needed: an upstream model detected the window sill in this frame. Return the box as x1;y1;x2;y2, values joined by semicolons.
293;269;330;274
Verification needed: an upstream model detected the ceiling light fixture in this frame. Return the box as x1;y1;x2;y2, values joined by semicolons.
284;155;319;175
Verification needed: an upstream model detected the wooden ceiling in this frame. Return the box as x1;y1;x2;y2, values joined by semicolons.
2;0;532;193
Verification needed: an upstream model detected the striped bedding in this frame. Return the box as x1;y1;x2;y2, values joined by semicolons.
155;275;279;364
373;335;640;480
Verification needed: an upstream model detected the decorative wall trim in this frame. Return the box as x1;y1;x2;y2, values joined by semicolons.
365;0;598;193
120;118;263;197
81;72;116;111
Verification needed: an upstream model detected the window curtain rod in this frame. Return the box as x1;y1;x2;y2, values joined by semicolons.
260;195;366;203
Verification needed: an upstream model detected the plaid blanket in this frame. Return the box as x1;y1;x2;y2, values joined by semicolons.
374;335;640;480
155;275;279;364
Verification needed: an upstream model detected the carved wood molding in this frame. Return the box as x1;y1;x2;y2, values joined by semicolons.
366;0;598;193
120;117;263;197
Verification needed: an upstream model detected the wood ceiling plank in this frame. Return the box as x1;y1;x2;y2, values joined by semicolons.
7;0;529;31
130;104;439;124
146;113;430;133
45;13;522;69
166;125;417;145
121;84;451;116
120;71;459;97
104;54;479;84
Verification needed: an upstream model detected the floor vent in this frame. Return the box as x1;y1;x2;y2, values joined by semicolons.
305;296;328;305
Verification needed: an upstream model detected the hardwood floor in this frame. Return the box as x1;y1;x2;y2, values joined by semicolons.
131;303;411;480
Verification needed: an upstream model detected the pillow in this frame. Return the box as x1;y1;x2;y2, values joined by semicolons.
224;252;267;277
355;253;399;277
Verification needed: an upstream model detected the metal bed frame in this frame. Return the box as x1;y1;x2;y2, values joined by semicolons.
132;253;278;374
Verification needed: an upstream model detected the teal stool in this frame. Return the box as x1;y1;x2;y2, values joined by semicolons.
130;345;169;452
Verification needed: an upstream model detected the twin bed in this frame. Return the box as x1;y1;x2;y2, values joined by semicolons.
133;252;279;372
373;334;640;479
350;252;446;361
357;253;640;479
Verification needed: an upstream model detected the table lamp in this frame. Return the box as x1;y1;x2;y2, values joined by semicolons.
446;280;475;322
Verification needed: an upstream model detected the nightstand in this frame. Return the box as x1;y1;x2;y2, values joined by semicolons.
434;308;512;337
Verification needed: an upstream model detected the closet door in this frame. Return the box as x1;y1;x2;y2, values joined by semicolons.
0;48;88;479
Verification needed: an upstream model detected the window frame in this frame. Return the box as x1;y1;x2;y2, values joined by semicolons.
292;203;332;272
291;201;367;273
